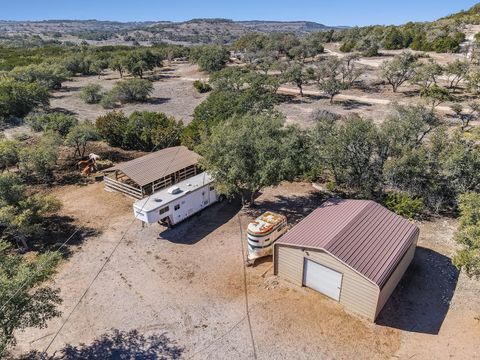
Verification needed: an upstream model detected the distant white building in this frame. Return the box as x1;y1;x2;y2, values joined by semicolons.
133;172;218;226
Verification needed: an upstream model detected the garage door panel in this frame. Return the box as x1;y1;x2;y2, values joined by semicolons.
303;259;342;301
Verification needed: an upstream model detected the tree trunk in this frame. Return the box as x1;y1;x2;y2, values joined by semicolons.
330;95;334;104
298;85;303;97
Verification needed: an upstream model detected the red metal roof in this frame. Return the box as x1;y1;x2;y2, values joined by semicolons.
276;199;419;288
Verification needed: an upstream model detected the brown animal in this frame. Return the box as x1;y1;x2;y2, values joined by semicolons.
81;163;96;176
78;153;100;176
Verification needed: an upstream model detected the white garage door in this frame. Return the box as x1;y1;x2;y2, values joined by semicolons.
303;259;342;301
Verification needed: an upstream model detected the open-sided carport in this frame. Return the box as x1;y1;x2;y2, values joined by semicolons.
274;199;420;321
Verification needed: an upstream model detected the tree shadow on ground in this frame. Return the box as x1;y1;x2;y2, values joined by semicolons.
340;99;373;110
24;214;100;257
402;89;420;98
57;86;82;93
354;81;384;94
376;246;459;334
15;329;183;360
159;200;242;245
146;97;170;105
276;93;326;105
244;190;329;226
49;107;78;116
148;73;179;81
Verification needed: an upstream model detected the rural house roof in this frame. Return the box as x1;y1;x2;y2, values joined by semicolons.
108;146;200;187
276;199;419;289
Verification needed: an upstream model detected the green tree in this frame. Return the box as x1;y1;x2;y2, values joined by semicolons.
0;78;49;122
122;50;162;78
95;111;128;147
9;63;68;90
412;60;443;88
64;122;100;158
190;45;230;73
445;60;470;92
380;52;417;92
95;111;182;151
183;86;276;148
197;113;306;205
313;57;348;103
109;55;126;78
0;172;61;248
420;84;453;111
383;27;405;50
453;192;480;278
311;115;385;196
0;241;62;356
19;133;60;181
380;104;441;156
319;77;346;104
123;111;183;152
467;67;480;94
283;62;311;97
26;112;78;137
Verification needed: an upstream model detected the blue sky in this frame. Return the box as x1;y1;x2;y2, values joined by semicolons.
1;0;478;26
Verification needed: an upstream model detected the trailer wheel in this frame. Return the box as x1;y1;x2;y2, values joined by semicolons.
218;194;226;202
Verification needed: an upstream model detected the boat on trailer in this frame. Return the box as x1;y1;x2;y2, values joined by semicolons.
246;211;287;265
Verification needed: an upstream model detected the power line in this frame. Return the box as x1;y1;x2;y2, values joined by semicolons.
237;214;258;360
186;213;258;360
43;145;183;355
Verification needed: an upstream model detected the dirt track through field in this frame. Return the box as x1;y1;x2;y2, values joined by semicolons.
277;86;459;114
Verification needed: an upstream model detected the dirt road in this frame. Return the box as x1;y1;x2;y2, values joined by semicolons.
277;86;459;114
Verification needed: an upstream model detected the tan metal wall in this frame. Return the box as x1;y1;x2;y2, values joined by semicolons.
374;232;419;319
274;245;379;321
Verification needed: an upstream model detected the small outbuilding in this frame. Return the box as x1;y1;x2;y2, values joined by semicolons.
104;146;200;199
274;199;419;321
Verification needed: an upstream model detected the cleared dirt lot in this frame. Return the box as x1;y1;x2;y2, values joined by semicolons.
12;181;480;359
50;62;208;124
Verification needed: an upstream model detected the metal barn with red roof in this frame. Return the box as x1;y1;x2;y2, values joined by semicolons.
273;199;419;321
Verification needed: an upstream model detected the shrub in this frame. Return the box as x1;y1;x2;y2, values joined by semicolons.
80;84;103;104
0;138;21;171
110;78;153;103
26;112;78;136
9;63;68;90
326;180;337;192
193;80;212;93
19;133;60;181
384;191;423;219
453;192;480;278
95;111;128;147
99;92;118;109
339;41;356;53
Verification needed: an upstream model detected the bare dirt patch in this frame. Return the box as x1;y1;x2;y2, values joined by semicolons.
50;62;208;124
14;180;480;359
13;182;401;360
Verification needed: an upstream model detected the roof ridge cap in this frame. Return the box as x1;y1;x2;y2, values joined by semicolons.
323;200;373;249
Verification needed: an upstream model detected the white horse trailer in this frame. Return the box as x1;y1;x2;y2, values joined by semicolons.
133;172;218;226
